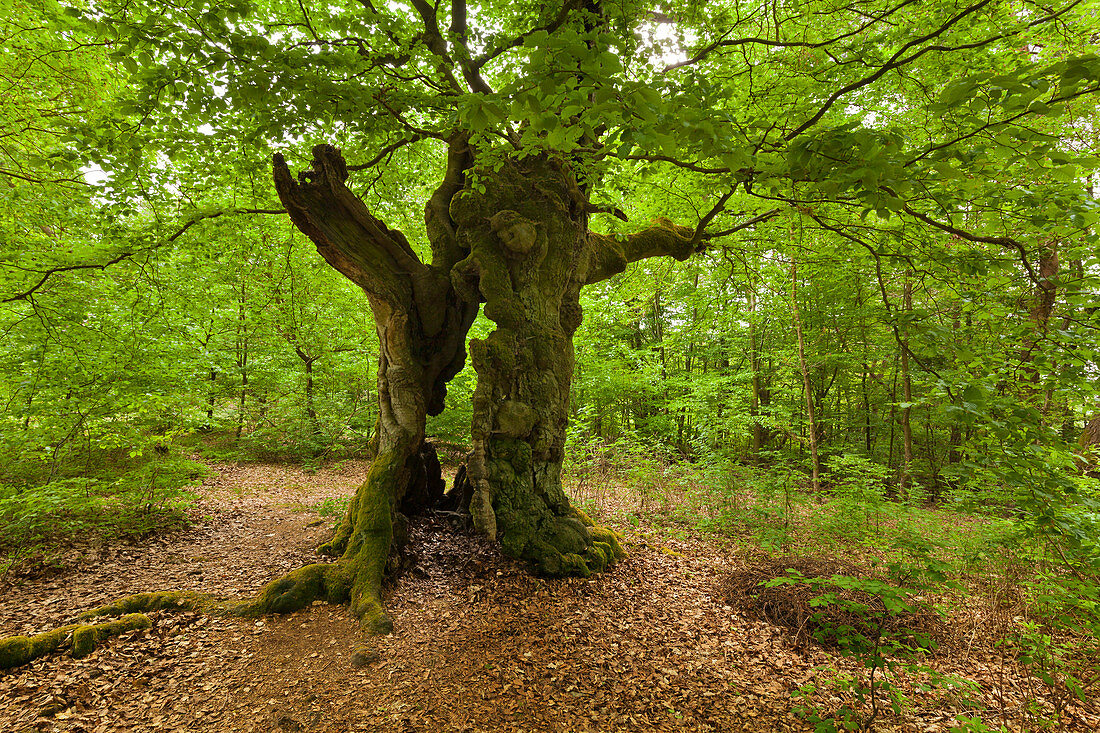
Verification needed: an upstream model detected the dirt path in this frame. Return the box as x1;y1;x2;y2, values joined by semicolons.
1;461;1096;732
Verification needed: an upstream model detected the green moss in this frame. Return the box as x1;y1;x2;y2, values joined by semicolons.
558;553;592;577
572;508;595;526
589;542;611;569
343;449;399;633
588;525;626;560
1;615;152;669
71;614;150;659
449;189;489;226
495;400;536;438
70;626;96;658
77;591;208;621
318;506;355;556
0;635;35;669
323;564;352;603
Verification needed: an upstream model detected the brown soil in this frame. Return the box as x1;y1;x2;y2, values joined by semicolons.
1;460;1097;732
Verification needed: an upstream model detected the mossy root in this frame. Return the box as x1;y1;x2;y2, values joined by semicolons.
77;590;212;621
0;614;152;670
71;614;151;658
228;563;351;617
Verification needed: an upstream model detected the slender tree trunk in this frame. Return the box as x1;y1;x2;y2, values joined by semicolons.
748;288;766;463
1019;242;1058;416
899;271;914;496
790;258;820;490
293;346;321;437
948;305;962;465
887;362;898;476
207;368;217;422
861;366;873;453
235;308;248;441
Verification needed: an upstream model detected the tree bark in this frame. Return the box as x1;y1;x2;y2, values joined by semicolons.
790;257;821;491
269;146;694;624
899;271;913;496
272;144;477;630
447;155;627;575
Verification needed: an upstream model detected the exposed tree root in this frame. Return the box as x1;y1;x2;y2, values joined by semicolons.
0;448;622;671
0;613;151;669
0;559;377;671
76;590;213;620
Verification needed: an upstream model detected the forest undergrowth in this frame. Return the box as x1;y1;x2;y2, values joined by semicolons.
1;440;1099;731
564;440;1100;732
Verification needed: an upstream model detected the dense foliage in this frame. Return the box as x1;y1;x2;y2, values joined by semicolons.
1;0;1098;632
1;0;1099;725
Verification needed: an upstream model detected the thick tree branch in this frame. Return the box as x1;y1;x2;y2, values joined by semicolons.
425;133;474;269
690;188;737;248
409;0;465;93
0;167;83;186
621;153;730;175
3;250;134;304
905;83;1100;166
449;0;493;94
585;221;695;285
273;144;427;305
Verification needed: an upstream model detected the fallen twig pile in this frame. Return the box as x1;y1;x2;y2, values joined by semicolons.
722;555;945;652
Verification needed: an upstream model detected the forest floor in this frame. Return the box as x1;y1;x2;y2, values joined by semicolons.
1;460;1097;733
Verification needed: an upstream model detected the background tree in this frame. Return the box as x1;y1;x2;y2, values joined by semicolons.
2;0;1097;637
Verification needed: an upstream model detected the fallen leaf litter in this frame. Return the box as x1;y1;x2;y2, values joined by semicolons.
1;459;1096;732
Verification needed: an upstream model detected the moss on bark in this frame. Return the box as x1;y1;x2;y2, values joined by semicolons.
454;155;627;577
0;614;152;670
340;449;401;633
229;563;350;617
71;614;151;658
77;591;210;621
0;625;76;669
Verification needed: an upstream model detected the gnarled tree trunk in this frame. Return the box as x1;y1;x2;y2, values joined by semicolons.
446;156;617;574
443;155;698;574
272;143;477;630
270;146;699;627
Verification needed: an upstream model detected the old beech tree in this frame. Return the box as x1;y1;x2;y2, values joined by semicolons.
1;0;1096;666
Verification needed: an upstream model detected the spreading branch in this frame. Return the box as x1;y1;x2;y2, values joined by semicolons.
663;0;923;73
346;135;425;171
901;204;1041;285
273;145;429;308
471;1;579;72
703;208;783;239
585;221;696;285
2;208;285;304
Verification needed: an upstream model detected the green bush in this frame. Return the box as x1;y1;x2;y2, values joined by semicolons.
0;455;205;570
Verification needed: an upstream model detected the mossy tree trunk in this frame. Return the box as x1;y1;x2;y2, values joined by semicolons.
272;142;478;629
447;155;696;575
271;146;701;626
1;149;710;667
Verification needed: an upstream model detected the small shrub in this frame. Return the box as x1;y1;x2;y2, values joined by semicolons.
314;496;351;518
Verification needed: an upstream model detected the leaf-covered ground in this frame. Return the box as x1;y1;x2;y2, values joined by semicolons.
1;461;1097;732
